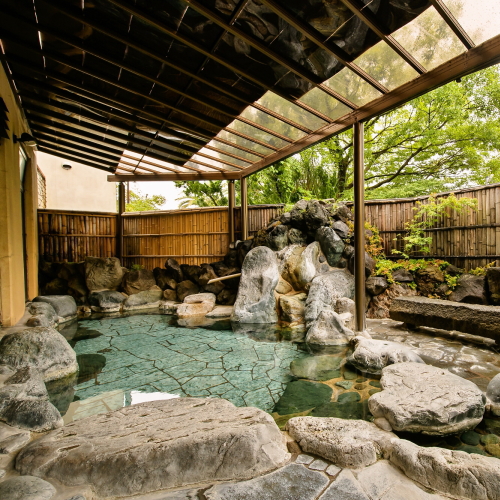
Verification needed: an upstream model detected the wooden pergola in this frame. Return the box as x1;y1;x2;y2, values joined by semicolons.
2;0;500;330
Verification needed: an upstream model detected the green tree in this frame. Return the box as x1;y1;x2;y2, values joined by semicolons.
174;180;228;208
125;190;166;212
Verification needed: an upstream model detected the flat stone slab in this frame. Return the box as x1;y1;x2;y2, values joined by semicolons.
389;296;500;343
369;362;486;435
286;417;395;468
16;398;290;498
390;439;500;500
205;463;329;500
206;306;233;318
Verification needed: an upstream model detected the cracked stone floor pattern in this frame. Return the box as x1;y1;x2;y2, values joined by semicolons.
61;314;307;422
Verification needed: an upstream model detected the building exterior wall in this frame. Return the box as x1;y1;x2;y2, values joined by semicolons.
36;151;117;212
0;64;38;326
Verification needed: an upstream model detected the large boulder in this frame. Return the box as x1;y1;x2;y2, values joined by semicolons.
0;476;56;500
305;310;354;345
367;283;417;319
84;256;125;292
122;268;156;295
176;280;200;302
122;289;163;311
390;439;500;500
414;264;444;296
88;290;126;312
365;276;389;296
1;399;63;433
316;226;344;267
164;258;184;283
28;302;59;327
267;224;288;251
369;362;486;435
304;269;355;326
181;264;203;284
232;246;279;324
16;398;290;498
303;200;329;231
347;337;424;375
486;267;500;305
286;417;395;468
177;293;216;318
348;251;375;278
486;373;500;416
32;295;77;322
153;268;178;291
0;327;77;382
287;228;307;245
289;199;308;230
449;274;488;305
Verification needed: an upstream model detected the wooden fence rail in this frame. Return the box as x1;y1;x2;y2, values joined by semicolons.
38;183;500;270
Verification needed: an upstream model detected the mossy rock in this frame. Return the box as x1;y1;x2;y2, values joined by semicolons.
273;380;333;415
343;370;357;380
338;392;361;403
310;400;370;420
355;377;366;383
480;434;500;446
335;381;353;390
368;388;381;396
457;445;488;456
290;356;342;382
485;443;500;457
460;431;481;446
369;381;381;388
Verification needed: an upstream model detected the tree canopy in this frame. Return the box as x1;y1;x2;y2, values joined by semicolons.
176;64;500;206
125;190;166;212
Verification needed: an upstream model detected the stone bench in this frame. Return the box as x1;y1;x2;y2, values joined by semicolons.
389;296;500;344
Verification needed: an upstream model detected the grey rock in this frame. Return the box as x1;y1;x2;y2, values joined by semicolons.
367;283;417;319
449;274;488;305
348;251;375;278
122;289;163;311
366;276;389;296
28;302;58;326
306;310;354;345
332;202;353;221
487;373;500;404
275;276;293;295
280;212;291;224
486;267;500;305
369;362;486;435
1;399;63;432
332;220;350;239
205;463;329;500
319;469;370;500
66;496;86;500
288;228;307;245
16;398;289;498
154;268;178;290
27;315;52;327
32;295;77;321
286;417;396;468
392;268;414;282
356;460;447;500
164;258;184;282
390;438;500;500
232;246;279;324
5;366;48;398
305;269;355;326
0;327;77;382
0;476;56;500
122;268;156;295
176;280;200;302
84;256;124;292
279;293;306;324
334;297;356;316
389;296;500;341
347;336;424;375
88;290;126;312
316;226;344;267
267;224;288;251
0;431;31;453
304;200;329;231
289;199;309;229
44;277;67;295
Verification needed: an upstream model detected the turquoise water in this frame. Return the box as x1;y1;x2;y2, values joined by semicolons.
57;313;306;420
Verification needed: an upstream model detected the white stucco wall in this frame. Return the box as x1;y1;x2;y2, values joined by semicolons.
36;151;117;212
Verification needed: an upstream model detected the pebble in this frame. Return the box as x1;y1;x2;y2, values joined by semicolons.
369;381;381;388
295;454;314;465
485;443;500;457
335;381;353;390
325;464;342;477
309;459;329;471
457;445;488;455
354;384;365;390
343;370;357;380
355;377;366;383
337;392;360;403
368;389;381;396
480;434;500;446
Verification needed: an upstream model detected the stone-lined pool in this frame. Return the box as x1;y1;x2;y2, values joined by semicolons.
52;313;500;458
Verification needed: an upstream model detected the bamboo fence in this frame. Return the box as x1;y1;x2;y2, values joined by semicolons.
38;183;500;270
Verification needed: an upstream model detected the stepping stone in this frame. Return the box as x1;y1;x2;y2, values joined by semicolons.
318;469;369;500
309;459;329;471
295;454;314;465
335;381;353;390
338;392;360;403
205;463;329;500
15;399;289;498
273;380;333;415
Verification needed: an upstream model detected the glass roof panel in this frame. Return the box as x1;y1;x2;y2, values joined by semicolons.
392;6;465;71
442;0;500;45
237;108;306;141
227;119;290;149
207;140;260;163
324;67;382;106
256;92;328;131
195;149;249;168
354;40;419;91
298;87;352;120
185;161;227;172
214;129;275;155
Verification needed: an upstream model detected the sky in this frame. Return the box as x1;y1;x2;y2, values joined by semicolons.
130;181;185;210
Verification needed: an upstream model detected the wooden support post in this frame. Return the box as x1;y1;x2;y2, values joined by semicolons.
240;177;248;240
117;182;125;262
228;179;235;243
354;121;366;333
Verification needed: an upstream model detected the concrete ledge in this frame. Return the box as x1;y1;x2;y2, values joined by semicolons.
389;296;500;343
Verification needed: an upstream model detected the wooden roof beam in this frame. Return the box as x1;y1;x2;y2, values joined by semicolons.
430;0;475;49
108;172;242;182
